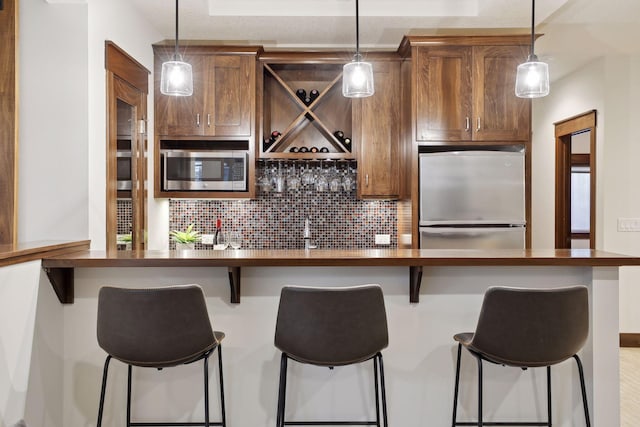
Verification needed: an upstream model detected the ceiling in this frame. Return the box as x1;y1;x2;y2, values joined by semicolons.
129;0;640;81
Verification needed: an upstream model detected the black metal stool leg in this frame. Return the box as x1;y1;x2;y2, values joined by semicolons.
374;356;381;427
204;352;211;427
276;353;288;427
573;355;591;427
452;344;462;427
378;353;389;427
127;364;132;427
96;355;112;427
217;344;227;427
477;356;483;427
547;366;552;427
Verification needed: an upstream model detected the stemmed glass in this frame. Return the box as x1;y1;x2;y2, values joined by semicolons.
228;232;242;249
315;161;328;192
287;162;301;191
301;161;315;190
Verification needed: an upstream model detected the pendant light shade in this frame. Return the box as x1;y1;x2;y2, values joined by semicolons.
160;0;193;96
515;0;549;98
343;0;374;98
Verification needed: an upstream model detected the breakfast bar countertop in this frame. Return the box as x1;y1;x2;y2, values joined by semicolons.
40;247;640;305
40;247;640;268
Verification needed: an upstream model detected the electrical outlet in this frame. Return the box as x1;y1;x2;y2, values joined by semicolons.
618;218;640;232
375;234;391;245
201;234;215;245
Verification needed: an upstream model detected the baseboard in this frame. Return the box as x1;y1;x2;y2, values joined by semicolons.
620;333;640;347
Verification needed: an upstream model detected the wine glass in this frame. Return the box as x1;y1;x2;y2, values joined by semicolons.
228;232;242;249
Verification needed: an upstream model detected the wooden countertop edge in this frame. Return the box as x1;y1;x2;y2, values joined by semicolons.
40;248;640;268
0;240;91;268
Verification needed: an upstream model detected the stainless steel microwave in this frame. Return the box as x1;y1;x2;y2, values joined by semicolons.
161;150;248;191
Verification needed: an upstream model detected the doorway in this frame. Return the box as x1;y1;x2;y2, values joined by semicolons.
105;42;149;251
554;110;596;249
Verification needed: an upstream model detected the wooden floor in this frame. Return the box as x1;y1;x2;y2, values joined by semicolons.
621;347;640;426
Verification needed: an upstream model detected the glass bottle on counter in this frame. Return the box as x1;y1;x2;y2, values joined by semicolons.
214;218;226;247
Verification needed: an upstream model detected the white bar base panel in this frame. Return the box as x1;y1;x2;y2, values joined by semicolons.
45;265;617;427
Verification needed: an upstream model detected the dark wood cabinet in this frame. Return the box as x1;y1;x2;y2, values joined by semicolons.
155;52;254;137
354;60;401;199
415;46;473;142
152;45;259;199
472;45;530;142
410;40;530;143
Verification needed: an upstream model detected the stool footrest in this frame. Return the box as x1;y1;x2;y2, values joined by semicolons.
131;423;224;426
455;423;550;426
284;422;378;426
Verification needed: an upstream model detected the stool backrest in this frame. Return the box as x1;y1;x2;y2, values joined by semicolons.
97;285;215;367
470;285;589;367
274;285;388;366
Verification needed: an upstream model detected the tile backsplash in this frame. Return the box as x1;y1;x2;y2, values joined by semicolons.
169;192;398;250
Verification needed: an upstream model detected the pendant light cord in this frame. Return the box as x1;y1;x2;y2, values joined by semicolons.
174;0;179;61
530;0;535;56
355;0;360;58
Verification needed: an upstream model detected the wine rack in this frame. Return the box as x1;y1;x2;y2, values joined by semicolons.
260;61;355;159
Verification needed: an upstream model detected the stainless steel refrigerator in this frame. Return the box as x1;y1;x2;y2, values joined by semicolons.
419;149;526;249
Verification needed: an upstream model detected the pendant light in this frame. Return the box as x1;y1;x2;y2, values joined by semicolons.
515;0;549;98
342;0;374;98
160;0;193;96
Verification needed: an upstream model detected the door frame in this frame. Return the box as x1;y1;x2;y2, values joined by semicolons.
554;110;597;249
105;41;149;251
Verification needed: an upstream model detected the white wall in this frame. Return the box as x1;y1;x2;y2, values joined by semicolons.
531;54;640;332
0;262;45;427
18;1;89;242
86;0;166;250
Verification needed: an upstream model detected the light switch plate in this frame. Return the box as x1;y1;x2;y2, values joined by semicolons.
201;234;215;245
375;234;391;245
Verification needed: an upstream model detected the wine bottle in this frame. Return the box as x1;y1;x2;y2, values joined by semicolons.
296;88;306;102
270;130;282;142
213;218;221;244
310;146;319;153
289;147;298;153
334;130;345;141
319;147;329;153
263;138;273;151
343;137;352;152
309;89;320;102
304;96;312;106
214;218;225;246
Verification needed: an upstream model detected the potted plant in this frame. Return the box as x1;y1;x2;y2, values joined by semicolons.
170;223;201;251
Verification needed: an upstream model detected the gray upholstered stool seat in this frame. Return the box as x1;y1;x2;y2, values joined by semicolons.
96;284;226;427
451;285;591;427
274;284;389;427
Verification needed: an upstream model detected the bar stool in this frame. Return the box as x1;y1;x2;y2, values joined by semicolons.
451;285;591;427
96;285;226;427
274;285;389;427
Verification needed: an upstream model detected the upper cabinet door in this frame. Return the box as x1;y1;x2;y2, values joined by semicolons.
473;45;531;142
415;46;473;142
155;54;206;136
155;53;254;137
355;60;401;199
207;55;254;137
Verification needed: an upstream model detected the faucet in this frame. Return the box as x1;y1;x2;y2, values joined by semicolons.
303;218;313;249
